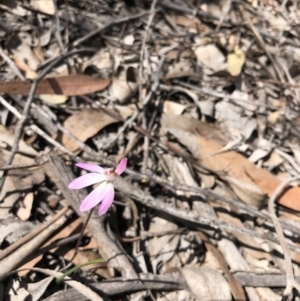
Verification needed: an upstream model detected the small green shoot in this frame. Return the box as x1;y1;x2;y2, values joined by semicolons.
56;258;105;283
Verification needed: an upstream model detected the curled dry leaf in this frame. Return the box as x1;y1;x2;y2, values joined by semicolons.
109;67;138;103
60;105;136;152
0;75;111;97
7;34;40;71
163;100;190;115
81;49;113;78
27;276;54;301
17;192;34;221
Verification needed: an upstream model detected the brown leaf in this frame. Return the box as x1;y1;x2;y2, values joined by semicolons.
60;105;136;152
161;114;300;211
0;75;111;96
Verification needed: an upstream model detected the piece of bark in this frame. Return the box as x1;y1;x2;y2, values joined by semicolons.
41;272;187;301
0;207;71;280
41;271;300;301
37;152;137;279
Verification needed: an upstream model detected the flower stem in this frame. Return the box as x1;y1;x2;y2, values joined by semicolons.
61;208;94;270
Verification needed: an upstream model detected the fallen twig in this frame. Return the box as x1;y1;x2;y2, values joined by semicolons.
268;175;300;299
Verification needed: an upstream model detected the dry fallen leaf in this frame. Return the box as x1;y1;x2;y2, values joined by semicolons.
31;0;55;15
146;216;180;274
60;105;136;152
170;14;205;34
227;46;246;76
7;34;40;71
194;44;226;74
81;49;113;77
163;100;190;115
22;69;68;104
161;114;300;211
180;266;231;301
0;125;37;156
18;218;83;277
17;192;34;221
0;176;21;219
27;277;54;301
0;126;45;186
109;67;138;103
0;74;111;96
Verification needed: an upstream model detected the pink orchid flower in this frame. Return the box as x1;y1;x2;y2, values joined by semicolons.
68;158;127;216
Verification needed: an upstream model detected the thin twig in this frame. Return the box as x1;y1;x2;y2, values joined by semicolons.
63;208;95;268
139;0;158;174
115;177;300;253
215;0;232;32
25;100;299;242
0;48;96;184
0;96;78;159
241;10;284;82
29;268;104;301
159;0;300;48
0;47;25;80
0;208;72;280
0;80;39;193
268;175;300;299
73;11;149;47
0;162;40;171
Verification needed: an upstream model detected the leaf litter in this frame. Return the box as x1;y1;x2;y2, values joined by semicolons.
1;0;300;300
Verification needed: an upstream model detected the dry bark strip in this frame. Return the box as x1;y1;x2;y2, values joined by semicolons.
41;272;187;301
0;206;69;260
41;272;300;301
114;176;300;253
37;152;137;279
0;207;72;280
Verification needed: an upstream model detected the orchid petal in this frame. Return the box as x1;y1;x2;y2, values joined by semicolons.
68;173;105;189
98;183;114;216
76;163;104;173
115;158;127;175
79;182;110;211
